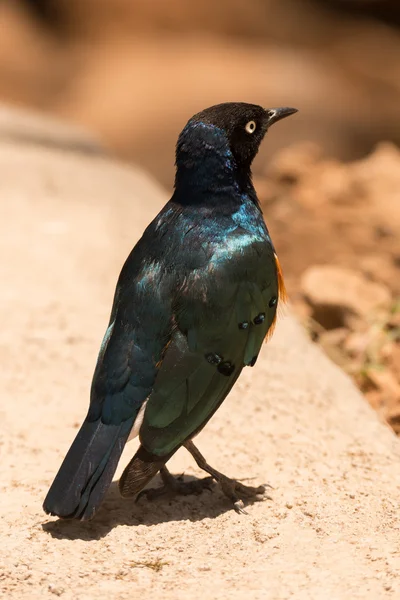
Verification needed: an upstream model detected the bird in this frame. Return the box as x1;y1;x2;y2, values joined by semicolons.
43;102;297;520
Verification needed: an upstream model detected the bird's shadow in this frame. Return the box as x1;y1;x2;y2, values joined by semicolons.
41;473;264;541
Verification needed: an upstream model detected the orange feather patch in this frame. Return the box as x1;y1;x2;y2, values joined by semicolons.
265;253;287;342
274;252;287;304
155;339;172;368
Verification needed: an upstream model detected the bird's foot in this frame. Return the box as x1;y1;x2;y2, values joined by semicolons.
215;475;271;514
136;466;214;503
183;440;272;514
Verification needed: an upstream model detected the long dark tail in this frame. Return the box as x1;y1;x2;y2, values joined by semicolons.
119;445;170;498
43;418;132;520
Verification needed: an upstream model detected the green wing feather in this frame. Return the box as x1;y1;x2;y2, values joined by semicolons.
139;244;279;457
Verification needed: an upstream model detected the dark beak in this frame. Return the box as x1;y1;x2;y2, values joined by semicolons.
266;107;298;127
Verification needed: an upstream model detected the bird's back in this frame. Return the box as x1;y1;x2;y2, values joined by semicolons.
130;196;279;457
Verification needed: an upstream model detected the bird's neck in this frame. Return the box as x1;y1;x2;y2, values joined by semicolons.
174;164;256;205
173;122;259;209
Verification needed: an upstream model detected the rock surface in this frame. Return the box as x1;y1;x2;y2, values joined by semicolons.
301;265;392;328
1;108;400;600
264;142;400;433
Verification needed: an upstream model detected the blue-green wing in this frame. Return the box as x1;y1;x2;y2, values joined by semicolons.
140;242;279;457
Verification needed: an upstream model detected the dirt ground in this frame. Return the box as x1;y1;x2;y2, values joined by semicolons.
255;142;400;432
1;110;400;600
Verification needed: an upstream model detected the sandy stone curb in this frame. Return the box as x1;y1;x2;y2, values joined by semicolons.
1;108;399;600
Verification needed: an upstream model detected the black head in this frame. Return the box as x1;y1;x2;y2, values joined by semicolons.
185;102;297;170
174;102;297;197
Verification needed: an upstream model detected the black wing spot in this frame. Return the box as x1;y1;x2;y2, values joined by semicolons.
238;321;249;330
218;361;235;377
269;296;277;308
250;355;258;367
205;352;222;366
253;313;265;325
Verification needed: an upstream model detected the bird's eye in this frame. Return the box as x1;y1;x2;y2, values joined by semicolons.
245;120;257;134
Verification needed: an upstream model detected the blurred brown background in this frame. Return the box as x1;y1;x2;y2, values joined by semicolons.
1;0;400;429
1;0;400;185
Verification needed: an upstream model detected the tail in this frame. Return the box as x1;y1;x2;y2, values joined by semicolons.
119;445;170;498
43;417;133;520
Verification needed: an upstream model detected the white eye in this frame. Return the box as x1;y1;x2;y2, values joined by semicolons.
245;120;256;134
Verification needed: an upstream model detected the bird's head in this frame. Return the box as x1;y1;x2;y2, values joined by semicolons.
175;103;297;192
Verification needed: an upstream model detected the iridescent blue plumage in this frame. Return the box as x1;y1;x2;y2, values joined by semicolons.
43;102;297;520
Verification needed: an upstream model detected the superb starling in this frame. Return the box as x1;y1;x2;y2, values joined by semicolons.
43;102;297;520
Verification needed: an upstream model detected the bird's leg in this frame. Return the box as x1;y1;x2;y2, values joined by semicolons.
135;465;214;503
184;440;270;514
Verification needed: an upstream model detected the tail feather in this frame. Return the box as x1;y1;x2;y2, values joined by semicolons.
43;417;133;520
118;445;170;498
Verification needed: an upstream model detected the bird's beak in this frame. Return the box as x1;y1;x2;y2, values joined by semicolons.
266;107;298;127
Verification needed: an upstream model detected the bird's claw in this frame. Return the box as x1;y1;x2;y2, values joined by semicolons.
233;499;248;515
218;477;273;513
